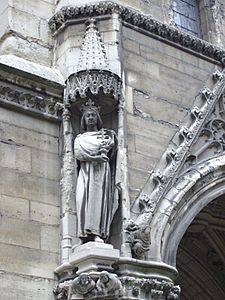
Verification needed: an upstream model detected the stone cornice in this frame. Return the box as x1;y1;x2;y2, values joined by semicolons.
0;81;61;121
49;1;225;65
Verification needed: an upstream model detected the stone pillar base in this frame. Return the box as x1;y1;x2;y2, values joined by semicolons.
54;247;180;300
69;242;120;274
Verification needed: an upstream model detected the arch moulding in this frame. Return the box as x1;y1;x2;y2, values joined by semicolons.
149;155;225;266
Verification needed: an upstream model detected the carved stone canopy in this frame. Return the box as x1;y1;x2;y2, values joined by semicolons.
64;18;122;105
65;69;121;106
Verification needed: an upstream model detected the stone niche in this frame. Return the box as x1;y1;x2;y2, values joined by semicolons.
53;14;179;300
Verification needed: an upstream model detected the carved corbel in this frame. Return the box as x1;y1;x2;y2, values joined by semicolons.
55;272;123;299
96;271;123;297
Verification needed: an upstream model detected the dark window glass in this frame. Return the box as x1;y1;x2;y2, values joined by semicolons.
172;0;201;37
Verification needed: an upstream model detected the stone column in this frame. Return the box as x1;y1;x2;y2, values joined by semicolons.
56;102;78;272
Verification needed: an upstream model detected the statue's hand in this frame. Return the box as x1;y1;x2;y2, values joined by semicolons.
94;153;109;163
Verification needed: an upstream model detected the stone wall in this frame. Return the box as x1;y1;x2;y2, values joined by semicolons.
0;0;55;66
121;24;218;204
0;106;61;300
1;0;225;299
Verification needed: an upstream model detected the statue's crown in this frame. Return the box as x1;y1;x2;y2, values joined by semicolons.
81;99;100;114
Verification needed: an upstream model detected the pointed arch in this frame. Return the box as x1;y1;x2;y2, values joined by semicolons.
148;155;225;266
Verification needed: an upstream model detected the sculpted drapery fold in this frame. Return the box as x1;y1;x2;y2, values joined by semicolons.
74;99;118;242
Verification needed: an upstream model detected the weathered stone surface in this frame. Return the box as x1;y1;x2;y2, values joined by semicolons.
0;194;29;220
0;36;53;66
129;167;149;192
0;272;56;300
0;55;64;85
30;201;60;225
41;225;60;253
11;0;54;20
0;107;59;136
0;121;59;154
128;151;158;173
0;6;9;38
0;216;41;249
0;168;60;206
31;149;60;180
0;140;31;173
0;242;59;279
133;91;188;127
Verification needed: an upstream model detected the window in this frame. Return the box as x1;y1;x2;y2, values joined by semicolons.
172;0;201;37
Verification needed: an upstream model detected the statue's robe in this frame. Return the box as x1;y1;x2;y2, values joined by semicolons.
74;129;117;239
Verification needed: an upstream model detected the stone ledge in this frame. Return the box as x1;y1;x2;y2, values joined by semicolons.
48;1;225;65
0;55;64;87
0;55;64;121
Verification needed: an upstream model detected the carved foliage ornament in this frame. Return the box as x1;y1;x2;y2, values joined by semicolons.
120;277;180;299
0;83;60;120
48;1;225;65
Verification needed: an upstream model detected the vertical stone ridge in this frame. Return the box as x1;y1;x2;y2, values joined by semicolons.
77;18;109;72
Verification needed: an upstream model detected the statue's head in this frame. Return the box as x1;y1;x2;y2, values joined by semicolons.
99;271;109;283
79;274;90;285
80;99;103;132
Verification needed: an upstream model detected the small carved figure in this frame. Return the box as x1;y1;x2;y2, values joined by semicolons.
126;222;150;259
74;99;118;242
166;285;181;300
70;273;96;296
53;280;73;300
96;271;122;295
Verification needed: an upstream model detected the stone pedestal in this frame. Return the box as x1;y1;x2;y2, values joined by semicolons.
70;242;120;274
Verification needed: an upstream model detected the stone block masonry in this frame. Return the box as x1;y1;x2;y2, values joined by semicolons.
0;106;61;299
122;25;220;204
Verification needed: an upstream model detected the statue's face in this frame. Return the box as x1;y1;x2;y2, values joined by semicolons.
100;273;109;283
84;109;98;127
80;275;89;285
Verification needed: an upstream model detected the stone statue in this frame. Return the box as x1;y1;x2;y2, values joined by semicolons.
70;273;96;296
74;99;118;243
96;271;122;296
166;285;181;300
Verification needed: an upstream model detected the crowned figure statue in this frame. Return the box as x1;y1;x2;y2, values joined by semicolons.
74;99;118;243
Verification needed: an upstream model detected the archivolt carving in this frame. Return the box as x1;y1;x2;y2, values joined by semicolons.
49;1;225;65
129;69;225;258
162;155;225;265
182;117;225;173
